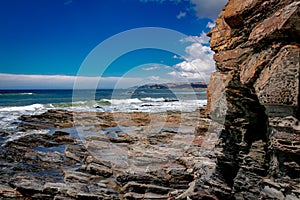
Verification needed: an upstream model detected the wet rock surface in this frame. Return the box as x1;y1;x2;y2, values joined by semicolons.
0;109;222;199
204;0;300;199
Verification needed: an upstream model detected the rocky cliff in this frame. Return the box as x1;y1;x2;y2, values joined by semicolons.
203;0;300;199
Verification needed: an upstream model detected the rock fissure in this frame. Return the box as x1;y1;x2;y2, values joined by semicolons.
203;0;300;199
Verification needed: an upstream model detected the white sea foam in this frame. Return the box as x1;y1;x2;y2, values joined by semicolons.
3;129;49;146
0;98;207;141
20;92;34;95
0;104;45;112
0;104;48;133
108;98;143;105
0;92;34;96
106;99;207;113
140;97;165;102
64;98;207;113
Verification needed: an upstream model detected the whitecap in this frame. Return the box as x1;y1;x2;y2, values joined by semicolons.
108;98;143;105
0;104;45;112
140;97;165;102
0;92;34;96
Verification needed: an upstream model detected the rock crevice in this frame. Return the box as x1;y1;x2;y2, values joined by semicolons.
205;0;300;199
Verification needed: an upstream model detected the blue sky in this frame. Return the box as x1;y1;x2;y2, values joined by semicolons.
0;0;228;89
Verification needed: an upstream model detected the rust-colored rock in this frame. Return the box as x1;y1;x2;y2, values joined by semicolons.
207;0;300;120
205;0;300;199
224;0;264;28
214;47;252;71
208;11;232;52
249;1;300;45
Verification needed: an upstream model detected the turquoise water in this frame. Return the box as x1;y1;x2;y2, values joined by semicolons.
0;89;206;107
0;89;207;136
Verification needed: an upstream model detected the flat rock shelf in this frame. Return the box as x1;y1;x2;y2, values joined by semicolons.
0;109;222;199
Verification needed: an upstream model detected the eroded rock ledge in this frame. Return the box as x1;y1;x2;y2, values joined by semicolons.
0;109;222;199
204;0;300;199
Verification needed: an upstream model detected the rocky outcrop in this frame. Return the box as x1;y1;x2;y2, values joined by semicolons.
205;0;300;199
0;109;222;199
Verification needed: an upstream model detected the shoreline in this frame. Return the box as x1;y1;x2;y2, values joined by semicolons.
0;108;222;199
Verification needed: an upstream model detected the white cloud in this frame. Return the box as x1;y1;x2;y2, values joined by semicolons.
164;66;172;69
148;76;161;81
142;64;160;71
176;11;186;19
169;25;215;82
0;73;142;89
168;71;209;80
190;0;228;19
206;21;215;29
173;55;183;60
180;31;210;44
168;71;177;76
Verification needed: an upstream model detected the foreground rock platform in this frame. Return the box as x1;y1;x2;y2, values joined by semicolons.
0;109;223;199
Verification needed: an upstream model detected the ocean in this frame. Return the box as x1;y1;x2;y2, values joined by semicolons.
0;89;207;136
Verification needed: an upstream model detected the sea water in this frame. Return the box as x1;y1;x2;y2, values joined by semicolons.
0;89;207;138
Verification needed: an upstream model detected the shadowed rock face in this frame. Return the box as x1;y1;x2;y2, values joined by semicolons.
204;0;300;199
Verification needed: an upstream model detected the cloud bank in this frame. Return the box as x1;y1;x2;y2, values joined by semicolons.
0;73;143;89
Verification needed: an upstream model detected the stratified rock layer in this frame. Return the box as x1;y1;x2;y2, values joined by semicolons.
205;0;300;199
0;109;222;199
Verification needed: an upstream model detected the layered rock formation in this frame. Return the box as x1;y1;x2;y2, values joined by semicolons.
0;109;221;199
205;0;300;199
